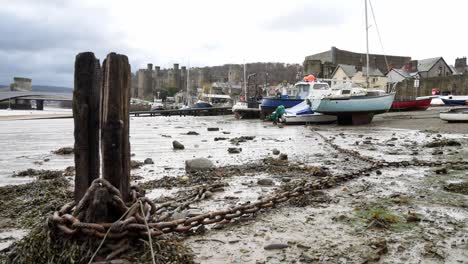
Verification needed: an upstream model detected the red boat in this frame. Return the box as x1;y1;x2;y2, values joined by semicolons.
391;98;432;111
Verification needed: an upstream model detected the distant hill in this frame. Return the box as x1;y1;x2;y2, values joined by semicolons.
32;85;73;93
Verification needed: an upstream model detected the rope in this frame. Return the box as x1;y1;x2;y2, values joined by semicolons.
87;203;137;264
369;0;390;73
140;200;156;264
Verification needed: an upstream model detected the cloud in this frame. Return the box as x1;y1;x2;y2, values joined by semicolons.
0;1;133;86
263;3;350;31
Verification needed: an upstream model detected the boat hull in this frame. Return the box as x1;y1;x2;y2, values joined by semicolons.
281;113;336;124
441;98;467;106
260;98;303;115
391;98;431;111
440;107;468;122
313;93;395;115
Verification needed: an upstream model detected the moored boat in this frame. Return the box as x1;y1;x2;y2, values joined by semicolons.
440;95;468;106
391;98;432;111
311;84;395;125
279;100;336;124
260;78;330;118
440;107;468;122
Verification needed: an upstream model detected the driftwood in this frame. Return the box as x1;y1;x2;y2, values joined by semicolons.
100;53;132;202
73;52;101;202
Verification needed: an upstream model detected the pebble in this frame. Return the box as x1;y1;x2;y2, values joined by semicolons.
207;127;220;131
264;243;289;250
279;153;288;160
272;148;280;155
172;140;185;150
144;158;154;164
228;147;242;154
257;178;274;186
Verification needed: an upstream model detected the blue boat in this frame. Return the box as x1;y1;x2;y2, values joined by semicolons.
260;80;330;118
260;96;303;117
441;97;468;106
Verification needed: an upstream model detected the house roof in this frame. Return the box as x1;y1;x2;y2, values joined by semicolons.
334;64;384;78
416;57;442;72
390;68;411;78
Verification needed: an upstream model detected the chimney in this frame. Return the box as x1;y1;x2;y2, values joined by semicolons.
410;60;418;72
404;62;411;72
355;61;363;72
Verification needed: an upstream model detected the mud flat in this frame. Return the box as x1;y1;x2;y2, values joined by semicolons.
0;109;467;263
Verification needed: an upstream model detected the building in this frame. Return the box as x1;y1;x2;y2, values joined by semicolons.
454;57;467;75
304;46;411;79
331;64;387;89
386;57;453;83
10;77;32;91
407;57;453;78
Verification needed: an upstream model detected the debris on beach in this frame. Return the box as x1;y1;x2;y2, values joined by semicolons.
12;168;63;180
424;139;461;148
52;147;74;155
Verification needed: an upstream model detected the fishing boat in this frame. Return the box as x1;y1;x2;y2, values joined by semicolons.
279;100;336;124
260;76;329;118
440;107;468;122
391;98;432;111
440;95;468;106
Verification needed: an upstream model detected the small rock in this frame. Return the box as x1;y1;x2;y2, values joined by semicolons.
172;140;185;150
272;148;280;155
279;153;288;160
264;243;289;250
376;170;382;175
222;131;231;134
207;127;219;131
185;158;214;172
186;131;199;135
144;158;154;164
214;137;228;141
277;123;284;128
228;147;242;154
179;175;189;182
257;178;274;186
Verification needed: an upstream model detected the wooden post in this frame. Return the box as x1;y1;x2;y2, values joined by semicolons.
73;52;101;203
100;53;131;201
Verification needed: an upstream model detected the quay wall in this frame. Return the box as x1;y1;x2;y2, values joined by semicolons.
395;75;468;100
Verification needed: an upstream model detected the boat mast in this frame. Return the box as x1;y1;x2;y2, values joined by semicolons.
243;62;247;100
187;61;190;105
365;0;370;88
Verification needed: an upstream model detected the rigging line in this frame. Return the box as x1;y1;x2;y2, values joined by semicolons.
369;0;390;72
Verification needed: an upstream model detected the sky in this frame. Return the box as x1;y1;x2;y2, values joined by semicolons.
0;0;466;87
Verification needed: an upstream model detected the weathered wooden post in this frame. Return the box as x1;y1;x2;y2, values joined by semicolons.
100;52;132;202
73;52;101;203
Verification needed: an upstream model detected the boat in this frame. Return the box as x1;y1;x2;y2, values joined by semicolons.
309;0;395;125
440;107;468;122
311;83;396;125
191;99;213;109
391;98;432;111
260;76;330;118
279;100;336;124
233;63;262;119
150;99;164;110
440;95;468;106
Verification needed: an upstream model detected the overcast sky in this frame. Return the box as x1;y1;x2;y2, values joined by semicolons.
0;0;466;87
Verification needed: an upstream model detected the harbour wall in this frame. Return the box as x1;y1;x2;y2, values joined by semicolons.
395;75;468;100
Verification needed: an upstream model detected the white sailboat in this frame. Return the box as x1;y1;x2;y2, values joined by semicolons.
310;0;395;125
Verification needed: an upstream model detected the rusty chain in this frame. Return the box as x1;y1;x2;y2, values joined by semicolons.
49;131;467;240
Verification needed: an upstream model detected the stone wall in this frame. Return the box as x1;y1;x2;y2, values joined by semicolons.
395;75;468;100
